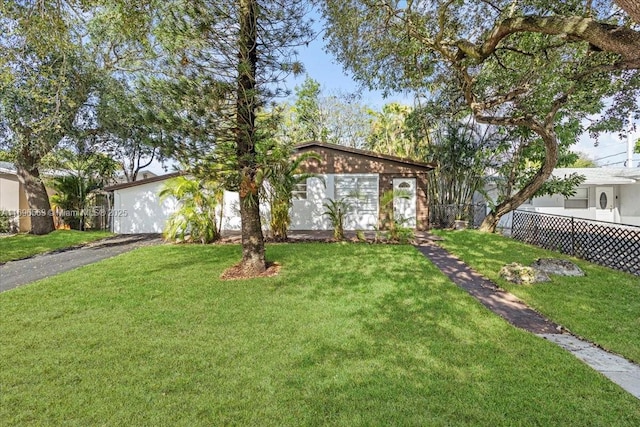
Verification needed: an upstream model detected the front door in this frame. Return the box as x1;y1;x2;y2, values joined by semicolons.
393;178;417;228
595;186;615;223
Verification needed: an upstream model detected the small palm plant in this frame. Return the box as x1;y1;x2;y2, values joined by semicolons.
323;198;352;240
159;176;223;244
262;149;319;241
379;189;414;243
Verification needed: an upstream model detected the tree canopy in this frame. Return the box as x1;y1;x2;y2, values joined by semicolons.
0;1;157;234
322;0;640;231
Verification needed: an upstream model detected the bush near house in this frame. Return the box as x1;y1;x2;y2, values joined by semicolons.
0;210;14;233
323;198;351;240
159;177;223;244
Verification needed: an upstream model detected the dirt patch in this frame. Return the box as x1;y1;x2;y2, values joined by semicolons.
220;262;281;280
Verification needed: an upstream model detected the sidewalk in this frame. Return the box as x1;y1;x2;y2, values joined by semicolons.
416;240;640;400
0;234;161;292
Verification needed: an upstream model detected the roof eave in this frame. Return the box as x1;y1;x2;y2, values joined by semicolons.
295;141;436;171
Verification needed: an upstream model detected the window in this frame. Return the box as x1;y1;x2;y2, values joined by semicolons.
292;180;307;200
334;175;378;214
565;187;588;209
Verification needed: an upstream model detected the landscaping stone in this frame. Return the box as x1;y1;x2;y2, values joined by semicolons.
499;262;551;284
531;258;585;277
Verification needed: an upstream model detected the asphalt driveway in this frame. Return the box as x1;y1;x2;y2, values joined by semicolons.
0;234;162;292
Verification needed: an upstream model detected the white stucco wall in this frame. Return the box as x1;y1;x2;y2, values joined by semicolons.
619;183;640;226
341;174;379;230
112;184;267;234
531;191;597;220
0;173;21;212
526;184;640;224
0;173;36;232
112;173;384;234
290;175;331;230
112;181;179;234
289;174;380;231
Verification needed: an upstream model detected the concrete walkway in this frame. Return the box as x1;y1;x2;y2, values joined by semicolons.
416;240;640;400
0;234;161;292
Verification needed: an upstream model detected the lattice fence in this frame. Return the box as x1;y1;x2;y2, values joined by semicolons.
429;203;487;229
512;210;640;276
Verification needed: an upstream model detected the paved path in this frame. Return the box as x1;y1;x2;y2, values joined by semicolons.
0;234;161;292
416;240;640;400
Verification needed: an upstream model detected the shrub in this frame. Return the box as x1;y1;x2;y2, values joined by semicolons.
159;177;223;244
379;189;415;243
0;210;15;233
323;198;352;240
262;149;319;241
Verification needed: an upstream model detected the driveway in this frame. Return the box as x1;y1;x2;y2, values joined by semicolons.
0;234;162;292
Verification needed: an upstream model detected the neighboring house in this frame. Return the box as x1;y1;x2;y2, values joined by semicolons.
110;169;158;185
0;161;37;232
485;167;640;228
105;142;436;234
0;161;27;232
529;168;640;226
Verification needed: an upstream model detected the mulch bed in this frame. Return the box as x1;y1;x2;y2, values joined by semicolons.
220;261;281;280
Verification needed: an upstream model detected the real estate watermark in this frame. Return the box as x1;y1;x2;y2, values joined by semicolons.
10;208;128;218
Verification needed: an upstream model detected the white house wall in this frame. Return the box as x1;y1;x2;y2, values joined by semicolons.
530;185;636;224
220;191;271;231
290;175;331;230
112;173;384;234
619;183;640;226
0;173;21;212
112;181;179;234
221;191;242;231
531;189;597;220
340;174;379;230
289;174;380;231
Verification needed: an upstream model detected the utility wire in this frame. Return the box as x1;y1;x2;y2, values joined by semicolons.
593;151;627;161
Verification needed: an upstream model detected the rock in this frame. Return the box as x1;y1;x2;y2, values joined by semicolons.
499;262;551;284
531;258;584;277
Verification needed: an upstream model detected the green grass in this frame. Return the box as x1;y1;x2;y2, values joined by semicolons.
433;229;640;364
1;243;639;426
0;230;112;263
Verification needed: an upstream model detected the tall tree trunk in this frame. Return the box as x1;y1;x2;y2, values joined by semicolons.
236;0;266;275
16;161;55;235
479;127;559;233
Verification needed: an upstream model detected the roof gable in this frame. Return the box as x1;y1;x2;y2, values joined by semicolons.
103;172;183;191
294;142;435;174
104;143;435;192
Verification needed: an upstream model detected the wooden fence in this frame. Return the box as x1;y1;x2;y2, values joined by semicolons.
512;210;640;276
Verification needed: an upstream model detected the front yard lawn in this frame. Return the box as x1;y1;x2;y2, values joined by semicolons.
0;229;112;263
434;229;640;364
1;243;639;425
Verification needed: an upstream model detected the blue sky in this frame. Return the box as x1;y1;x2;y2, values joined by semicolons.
283;18;411;109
